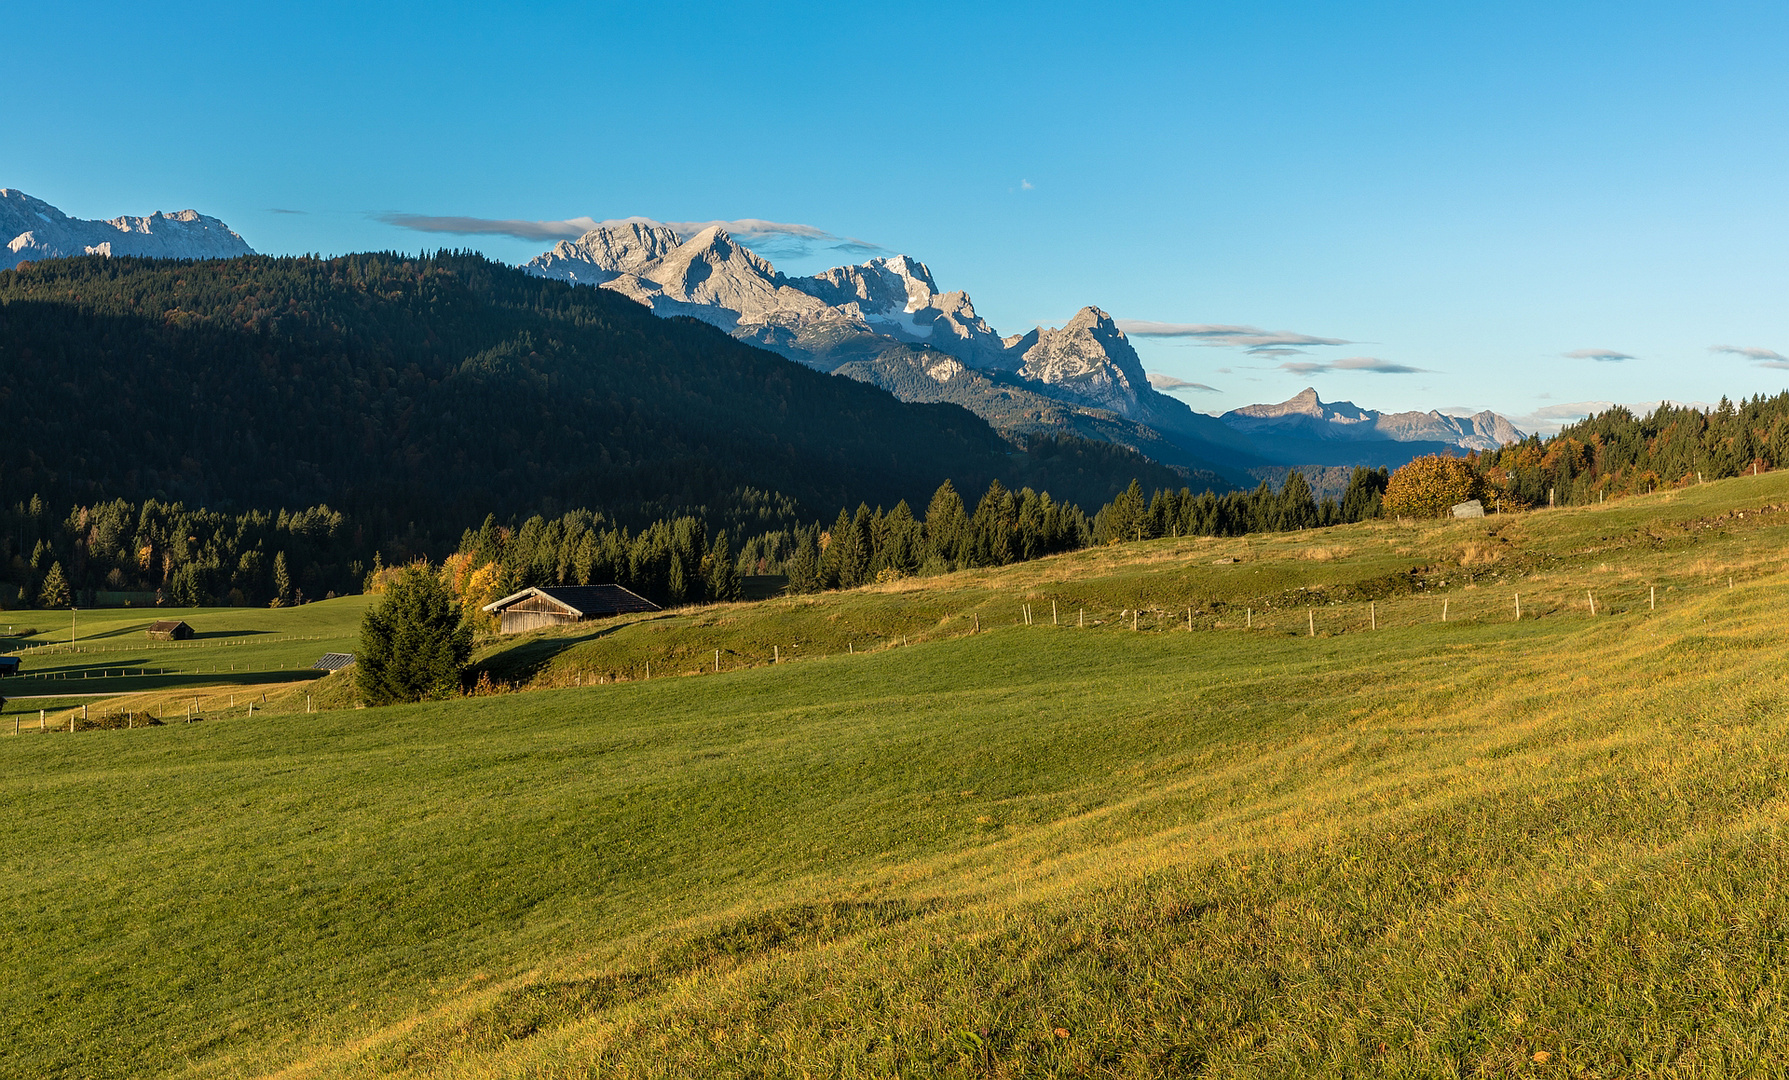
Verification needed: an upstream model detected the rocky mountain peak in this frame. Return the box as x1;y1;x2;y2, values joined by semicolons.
1220;387;1523;450
1012;306;1155;419
1;189;253;270
529;221;682;284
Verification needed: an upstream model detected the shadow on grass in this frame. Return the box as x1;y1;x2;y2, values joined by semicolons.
0;669;326;698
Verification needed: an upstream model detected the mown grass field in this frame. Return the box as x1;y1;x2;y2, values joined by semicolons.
8;475;1789;1077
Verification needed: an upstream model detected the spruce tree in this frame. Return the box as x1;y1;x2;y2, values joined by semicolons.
355;566;473;705
923;481;968;567
272;551;293;607
37;561;70;608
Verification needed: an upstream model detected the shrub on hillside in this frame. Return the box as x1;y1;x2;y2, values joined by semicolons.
1383;456;1482;518
356;566;473;705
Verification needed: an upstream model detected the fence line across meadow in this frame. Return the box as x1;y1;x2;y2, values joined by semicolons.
0;634;338;657
526;576;1741;689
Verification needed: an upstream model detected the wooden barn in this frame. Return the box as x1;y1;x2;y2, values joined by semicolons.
146;620;195;641
481;585;660;635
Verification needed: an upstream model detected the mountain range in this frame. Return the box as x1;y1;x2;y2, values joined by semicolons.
0;190;1528;483
523;220;1524;478
1;189;253;270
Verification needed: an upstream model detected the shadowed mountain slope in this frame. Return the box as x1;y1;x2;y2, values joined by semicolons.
0;252;1182;540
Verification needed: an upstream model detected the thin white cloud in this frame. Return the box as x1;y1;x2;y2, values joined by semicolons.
374;212;887;257
1020;179;1035;191
267;208;306;215
1146;373;1219;394
1117;320;1352;351
1564;347;1635;363
1507;399;1718;435
1711;344;1789;367
1280;356;1429;375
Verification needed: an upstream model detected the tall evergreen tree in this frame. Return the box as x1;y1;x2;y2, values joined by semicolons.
923;481;969;568
37;561;70;608
356;566;473;705
272;551;293;607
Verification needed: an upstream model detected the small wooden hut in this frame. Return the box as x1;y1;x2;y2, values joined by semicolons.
146;620;195;641
481;585;659;635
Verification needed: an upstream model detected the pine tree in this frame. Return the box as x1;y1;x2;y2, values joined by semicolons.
273;551;293;607
923;481;968;567
37;561;70;608
703;531;741;602
355;566;473;705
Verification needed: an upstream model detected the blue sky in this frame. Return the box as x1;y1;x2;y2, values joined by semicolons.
11;0;1789;431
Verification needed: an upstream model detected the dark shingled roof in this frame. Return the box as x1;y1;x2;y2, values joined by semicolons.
147;620;191;632
312;652;356;671
482;584;660;618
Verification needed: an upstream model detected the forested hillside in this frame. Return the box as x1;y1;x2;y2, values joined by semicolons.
0;253;1181;541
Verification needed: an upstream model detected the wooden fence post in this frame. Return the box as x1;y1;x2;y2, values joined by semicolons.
1053;601;1058;625
1370;602;1376;631
1587;591;1595;616
1308;609;1315;637
1650;586;1655;611
1515;593;1521;620
1443;599;1449;621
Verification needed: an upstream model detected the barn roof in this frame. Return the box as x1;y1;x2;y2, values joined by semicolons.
312;652;356;671
481;584;660;617
147;620;191;632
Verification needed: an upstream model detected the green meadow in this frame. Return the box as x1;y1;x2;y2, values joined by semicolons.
8;475;1789;1076
0;598;369;727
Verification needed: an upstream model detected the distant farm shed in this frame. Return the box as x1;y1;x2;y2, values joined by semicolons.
482;585;660;635
312;653;355;672
147;620;194;641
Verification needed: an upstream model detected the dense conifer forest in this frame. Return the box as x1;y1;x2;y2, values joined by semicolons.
0;252;1181;539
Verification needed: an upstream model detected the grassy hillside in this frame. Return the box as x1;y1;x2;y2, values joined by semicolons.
8;474;1789;1076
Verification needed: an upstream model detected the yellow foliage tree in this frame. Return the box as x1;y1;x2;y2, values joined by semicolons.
1384;455;1483;518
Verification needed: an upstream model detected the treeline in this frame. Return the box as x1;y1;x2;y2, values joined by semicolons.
436;510;742;615
1470;396;1789;506
433;479;1091;619
0;495;362;609
17;396;1789;614
1093;468;1391;541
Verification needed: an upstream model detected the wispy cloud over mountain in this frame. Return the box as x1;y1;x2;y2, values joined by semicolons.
1564;347;1635;363
1146;373;1219;393
1508;399;1718;435
1117;321;1351;354
1280;356;1429;375
1710;344;1789;367
375;213;886;259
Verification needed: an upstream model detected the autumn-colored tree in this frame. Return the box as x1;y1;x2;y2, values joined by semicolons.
1383;455;1482;518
